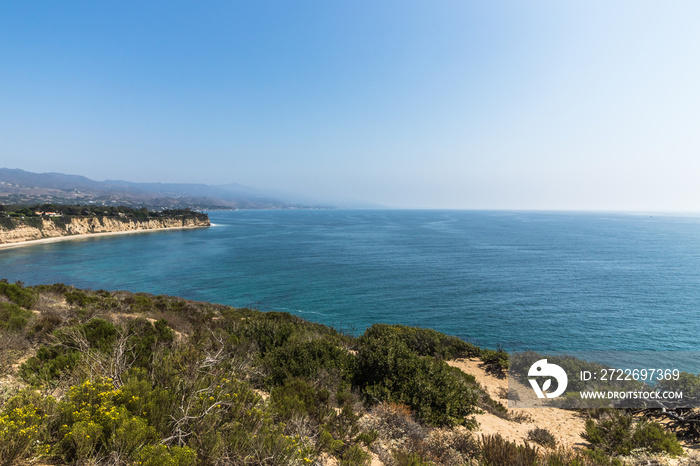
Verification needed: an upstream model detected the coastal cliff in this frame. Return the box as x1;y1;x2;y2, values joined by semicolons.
0;214;210;244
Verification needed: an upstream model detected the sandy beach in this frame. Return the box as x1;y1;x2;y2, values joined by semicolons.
0;225;208;251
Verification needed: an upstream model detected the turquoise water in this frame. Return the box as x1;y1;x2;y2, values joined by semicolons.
1;210;700;352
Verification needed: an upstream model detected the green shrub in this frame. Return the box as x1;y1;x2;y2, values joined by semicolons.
33;282;71;294
271;377;332;424
0;302;33;331
0;281;37;308
658;371;700;399
355;430;378;447
271;378;364;459
65;290;99;307
582;448;623;466
316;427;345;455
20;318;121;385
136;444;197;466
354;331;479;427
631;419;683;455
126;294;154;313
336;389;355;407
582;412;682;456
325;405;362;447
56;378;158;463
118;369;176;435
582;413;633;455
124;318;175;369
361;324;479;359
0;390;53;466
60;318;118;351
263;338;355;389
232;310;347;357
479;433;539;466
481;348;509;376
204;392;311;464
340;445;371;465
19;344;81;386
143;356;310;465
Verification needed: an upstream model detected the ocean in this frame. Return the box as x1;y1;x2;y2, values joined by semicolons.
1;210;699;353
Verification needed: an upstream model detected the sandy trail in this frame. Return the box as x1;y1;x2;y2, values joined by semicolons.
447;357;589;449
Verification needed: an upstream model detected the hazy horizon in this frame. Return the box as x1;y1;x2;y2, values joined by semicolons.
2;2;699;211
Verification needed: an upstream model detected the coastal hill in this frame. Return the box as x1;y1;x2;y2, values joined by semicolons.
0;282;691;465
0;168;322;210
0;205;210;246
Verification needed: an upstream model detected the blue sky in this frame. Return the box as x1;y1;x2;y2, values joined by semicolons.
1;1;699;210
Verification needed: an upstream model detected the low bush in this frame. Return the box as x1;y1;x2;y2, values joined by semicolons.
339;445;371;465
124;318;175;369
237;311;348;357
479;433;539;466
125;294;154;313
55;378;159;463
354;331;479;427
361;323;480;359
481;347;509;376
136;444;197;466
119;369;176;435
0;390;53;466
365;402;425;443
0;302;33;331
263;338;355;389
271;377;333;425
392;450;434;466
65;290;99;307
27;310;62;339
20;317;175;386
413;428;479;465
582;412;683;456
67;317;119;352
540;447;590;466
658;371;700;399
20;344;81;386
0;281;37;308
527;427;557;448
582;448;623;466
631;418;684;455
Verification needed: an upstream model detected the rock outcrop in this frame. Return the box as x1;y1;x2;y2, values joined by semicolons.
0;215;210;244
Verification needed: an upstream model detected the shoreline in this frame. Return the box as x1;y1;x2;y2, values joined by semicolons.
0;224;208;251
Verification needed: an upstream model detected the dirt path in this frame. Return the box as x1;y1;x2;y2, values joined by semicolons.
447;358;589;449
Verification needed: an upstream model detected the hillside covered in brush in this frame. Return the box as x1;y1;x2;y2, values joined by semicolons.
0;282;688;465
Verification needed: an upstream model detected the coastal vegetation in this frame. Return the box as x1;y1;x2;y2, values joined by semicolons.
0;281;691;465
0;204;208;230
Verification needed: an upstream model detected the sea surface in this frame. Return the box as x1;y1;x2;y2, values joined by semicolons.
1;210;700;353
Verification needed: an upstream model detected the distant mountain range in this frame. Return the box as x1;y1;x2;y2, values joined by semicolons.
0;168;325;210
